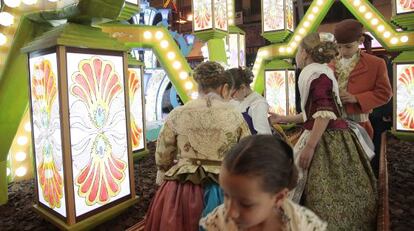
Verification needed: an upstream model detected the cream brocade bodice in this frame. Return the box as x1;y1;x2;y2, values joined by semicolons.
156;95;251;177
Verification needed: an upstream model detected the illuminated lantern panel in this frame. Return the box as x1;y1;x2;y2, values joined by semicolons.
396;64;414;132
193;0;213;31
287;70;296;115
214;0;228;31
395;0;414;15
262;0;294;32
66;50;131;216
28;52;67;217
128;67;145;152
125;0;139;5
265;70;296;116
239;34;246;67
193;0;228;32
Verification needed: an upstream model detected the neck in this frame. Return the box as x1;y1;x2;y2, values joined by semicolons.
246;209;286;231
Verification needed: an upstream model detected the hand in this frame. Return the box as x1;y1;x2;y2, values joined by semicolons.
268;112;284;124
339;91;358;104
299;144;315;169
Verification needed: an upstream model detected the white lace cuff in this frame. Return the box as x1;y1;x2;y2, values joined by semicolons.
156;170;166;186
312;111;337;120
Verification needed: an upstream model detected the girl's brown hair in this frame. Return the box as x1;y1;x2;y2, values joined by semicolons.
224;135;298;193
193;61;234;91
224;67;254;90
301;33;338;64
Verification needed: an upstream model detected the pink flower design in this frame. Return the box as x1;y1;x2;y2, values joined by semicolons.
128;69;143;150
71;56;127;205
32;60;63;209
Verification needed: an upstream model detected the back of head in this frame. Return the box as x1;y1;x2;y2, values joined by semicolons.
193;61;233;91
225;67;254;89
301;32;338;64
334;19;363;44
224;135;297;193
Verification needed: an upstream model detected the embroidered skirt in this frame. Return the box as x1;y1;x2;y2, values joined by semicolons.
292;129;377;230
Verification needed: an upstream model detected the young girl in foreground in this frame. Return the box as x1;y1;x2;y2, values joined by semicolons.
200;135;327;231
269;33;377;230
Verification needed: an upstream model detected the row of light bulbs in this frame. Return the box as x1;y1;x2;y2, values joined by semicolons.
7;119;32;179
143;30;197;99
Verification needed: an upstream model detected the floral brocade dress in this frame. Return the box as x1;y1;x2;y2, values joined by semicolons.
144;93;251;231
293;73;377;230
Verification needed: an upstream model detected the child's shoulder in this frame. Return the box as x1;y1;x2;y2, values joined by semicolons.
284;199;328;231
200;205;238;231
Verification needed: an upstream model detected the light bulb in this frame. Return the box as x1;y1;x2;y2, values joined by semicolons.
0;12;14;27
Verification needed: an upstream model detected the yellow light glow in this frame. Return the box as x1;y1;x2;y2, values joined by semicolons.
400;36;409;43
303;21;310;28
0;12;14;27
291;41;297;48
22;0;37;5
229;19;234;25
308;14;315;20
383;31;391;38
353;0;361;6
0;33;7;46
143;31;152;39
15;167;27;177
312;7;319;13
24;122;31;132
167;51;176;60
179;71;188;80
4;0;21;8
17;136;28;146
48;0;58;2
279;47;286;52
185;81;193;90
286;47;293;53
377;25;385;32
7;168;11;177
294;35;302;42
371;18;378;25
359;6;366;13
390;37;398;44
173;61;182;70
155;31;164;40
258;50;269;58
299;28;306;34
317;0;323;6
364;12;372;19
160;40;169;49
15;151;27;162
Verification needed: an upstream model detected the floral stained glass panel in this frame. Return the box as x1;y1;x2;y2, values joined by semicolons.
228;34;239;68
265;70;287;116
286;0;294;31
214;0;228;31
239;34;246;67
29;53;67;217
396;64;414;132
263;0;284;32
194;0;213;31
128;68;145;151
66;52;131;216
396;0;414;15
287;71;296;115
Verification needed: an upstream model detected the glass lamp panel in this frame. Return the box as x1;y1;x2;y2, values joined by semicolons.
128;67;145;151
265;70;287;116
396;64;414;131
213;0;228;31
29;52;67;217
193;0;213;31
395;0;414;15
263;0;285;32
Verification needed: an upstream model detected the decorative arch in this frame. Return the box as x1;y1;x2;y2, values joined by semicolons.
251;0;414;93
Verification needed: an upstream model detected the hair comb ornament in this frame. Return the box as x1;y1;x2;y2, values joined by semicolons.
319;32;335;42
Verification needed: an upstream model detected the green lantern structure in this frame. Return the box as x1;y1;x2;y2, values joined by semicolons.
391;0;414;30
393;51;414;140
21;23;138;230
264;59;296;116
192;0;229;63
261;0;295;43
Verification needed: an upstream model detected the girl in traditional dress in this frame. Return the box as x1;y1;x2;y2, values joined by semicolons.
269;33;377;230
200;135;327;231
226;68;272;135
144;61;251;231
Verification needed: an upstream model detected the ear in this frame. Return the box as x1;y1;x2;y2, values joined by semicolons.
273;188;289;208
